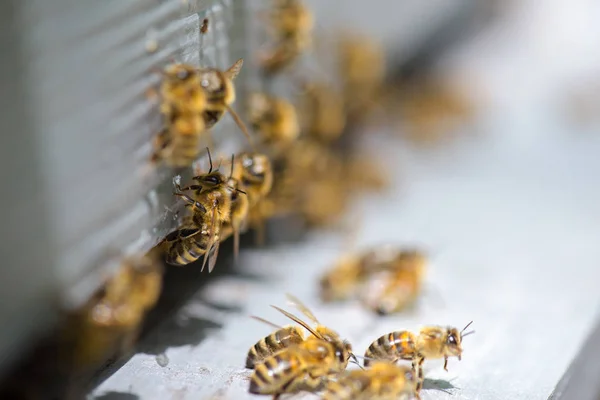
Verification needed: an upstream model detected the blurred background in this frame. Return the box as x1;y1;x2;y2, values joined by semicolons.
0;0;599;399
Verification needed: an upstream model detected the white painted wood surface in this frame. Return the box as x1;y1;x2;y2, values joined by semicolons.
91;117;600;399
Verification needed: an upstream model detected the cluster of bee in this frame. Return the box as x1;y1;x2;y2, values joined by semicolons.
245;294;474;399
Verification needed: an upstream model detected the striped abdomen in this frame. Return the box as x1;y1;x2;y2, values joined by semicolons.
163;229;208;266
249;349;304;395
364;331;416;367
321;372;370;400
245;327;304;369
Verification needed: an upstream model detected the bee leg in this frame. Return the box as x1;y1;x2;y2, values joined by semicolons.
174;192;207;214
413;355;425;394
178;184;203;194
443;356;448;371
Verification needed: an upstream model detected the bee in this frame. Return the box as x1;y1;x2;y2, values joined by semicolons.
273;294;356;366
152;64;207;167
247;92;300;151
300;82;346;144
231;152;274;206
245;316;306;369
162;150;245;272
198;58;252;144
218;163;250;260
322;361;418;400
319;247;426;304
152;59;253;167
267;0;314;40
364;321;474;394
259;0;314;76
337;32;386;118
248;337;347;399
67;254;163;368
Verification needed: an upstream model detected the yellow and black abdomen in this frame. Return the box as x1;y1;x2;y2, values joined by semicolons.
364;331;416;366
249;350;302;394
245;327;304;369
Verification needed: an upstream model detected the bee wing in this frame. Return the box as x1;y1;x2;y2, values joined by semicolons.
207;234;220;273
271;305;323;340
250;315;283;330
201;209;219;272
225;58;244;81
285;293;320;325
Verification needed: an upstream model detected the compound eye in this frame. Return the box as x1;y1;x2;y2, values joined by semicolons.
205;175;221;185
177;69;190;80
448;335;457;345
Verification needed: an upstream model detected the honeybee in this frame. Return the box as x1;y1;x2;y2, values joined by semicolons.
320;247;426;304
322;361;418;400
259;0;314;76
364;322;474;393
395;78;473;144
248;337;346;399
245;315;305;369
152;64;207;167
300;82;346;144
152;59;253;167
231;152;274;206
67;254;163;368
280;138;349;227
199;58;252;143
273;294;356;365
162;150;245;271
247;92;300;151
337;32;386;119
218;162;250;260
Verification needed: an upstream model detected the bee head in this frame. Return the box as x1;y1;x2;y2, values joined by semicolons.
444;327;462;358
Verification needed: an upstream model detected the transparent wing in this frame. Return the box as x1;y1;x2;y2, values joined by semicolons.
285;293;320;324
270;305;323;340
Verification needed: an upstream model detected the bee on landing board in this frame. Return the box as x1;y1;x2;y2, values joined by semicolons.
248;337;347;399
273;294;357;365
319;247;426;314
66;254;163;368
364;322;475;394
152;58;253;167
245;315;306;369
162;149;246;272
322;361;419;400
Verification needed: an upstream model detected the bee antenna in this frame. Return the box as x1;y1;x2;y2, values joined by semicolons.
206;147;213;173
229;154;235;179
461;330;476;339
349;358;364;370
460;321;474;335
235;188;247;195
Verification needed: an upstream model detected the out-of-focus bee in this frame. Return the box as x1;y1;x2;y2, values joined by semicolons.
364;322;474;393
395;79;474;144
282;138;348;227
152;64;207;167
199;58;252;142
248;338;346;398
273;294;356;365
229;152;276;244
152;59;253;167
259;0;314;76
319;247;426;305
245;315;306;369
300;82;346;144
162;150;244;272
66;254;163;368
337;32;386;120
322;361;419;400
247;92;300;152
